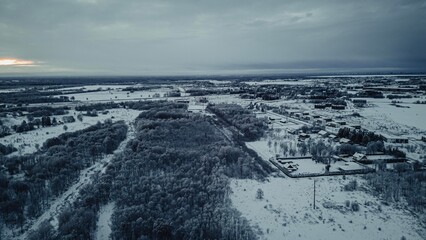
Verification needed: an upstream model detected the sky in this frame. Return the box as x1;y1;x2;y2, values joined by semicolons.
0;0;425;76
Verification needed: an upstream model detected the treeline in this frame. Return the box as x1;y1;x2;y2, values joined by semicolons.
337;127;384;145
0;143;17;156
0;105;69;116
75;102;122;111
0;90;70;104
364;171;426;211
11;115;73;134
208;104;268;141
0;120;127;229
186;89;220;96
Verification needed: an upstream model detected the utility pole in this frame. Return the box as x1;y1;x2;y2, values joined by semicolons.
313;180;316;209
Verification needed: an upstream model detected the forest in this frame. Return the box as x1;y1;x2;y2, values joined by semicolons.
29;101;270;240
208;104;268;141
0;120;127;230
364;171;426;211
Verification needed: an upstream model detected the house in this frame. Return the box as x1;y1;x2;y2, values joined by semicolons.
318;130;328;137
353;153;367;161
382;133;409;144
299;133;310;140
339;138;351;144
331;105;345;110
336;121;346;126
422;136;426;143
352;99;367;104
314;104;327;109
285;164;298;172
280;161;299;172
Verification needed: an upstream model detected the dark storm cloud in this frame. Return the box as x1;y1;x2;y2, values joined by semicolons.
0;0;425;75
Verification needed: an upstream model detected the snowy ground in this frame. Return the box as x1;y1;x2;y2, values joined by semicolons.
95;202;115;240
230;176;425;240
243;80;315;86
0;109;140;155
59;87;172;102
361;99;426;132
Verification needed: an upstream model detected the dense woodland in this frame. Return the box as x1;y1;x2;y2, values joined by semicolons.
364;171;426;211
208;104;268;141
0;90;70;104
0;121;127;230
337;127;384;146
29;101;270;240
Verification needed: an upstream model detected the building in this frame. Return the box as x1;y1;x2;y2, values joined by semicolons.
353;153;367;161
352;99;367;104
336;121;346;126
318;130;328;137
314;104;327;109
382;133;409;144
331;105;346;110
339;138;351;144
298;133;310;140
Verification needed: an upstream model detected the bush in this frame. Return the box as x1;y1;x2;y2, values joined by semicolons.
344;180;357;191
256;188;264;199
351;202;360;212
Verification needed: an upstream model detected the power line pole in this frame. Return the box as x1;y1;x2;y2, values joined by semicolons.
313;180;316;209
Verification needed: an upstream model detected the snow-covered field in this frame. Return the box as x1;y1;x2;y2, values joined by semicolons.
361;100;426;131
0;109;140;155
230;176;425;240
59;87;172;102
243;80;314;86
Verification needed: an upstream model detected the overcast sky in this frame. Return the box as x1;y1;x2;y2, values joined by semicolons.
0;0;425;76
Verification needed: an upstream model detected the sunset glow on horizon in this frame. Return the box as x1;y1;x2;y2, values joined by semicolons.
0;58;35;66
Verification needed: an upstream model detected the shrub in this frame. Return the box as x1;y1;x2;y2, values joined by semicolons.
351;202;360;212
344;180;357;191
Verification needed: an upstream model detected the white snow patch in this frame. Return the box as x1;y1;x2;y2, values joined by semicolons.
230;176;425;240
95;202;115;240
1;109;140;156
